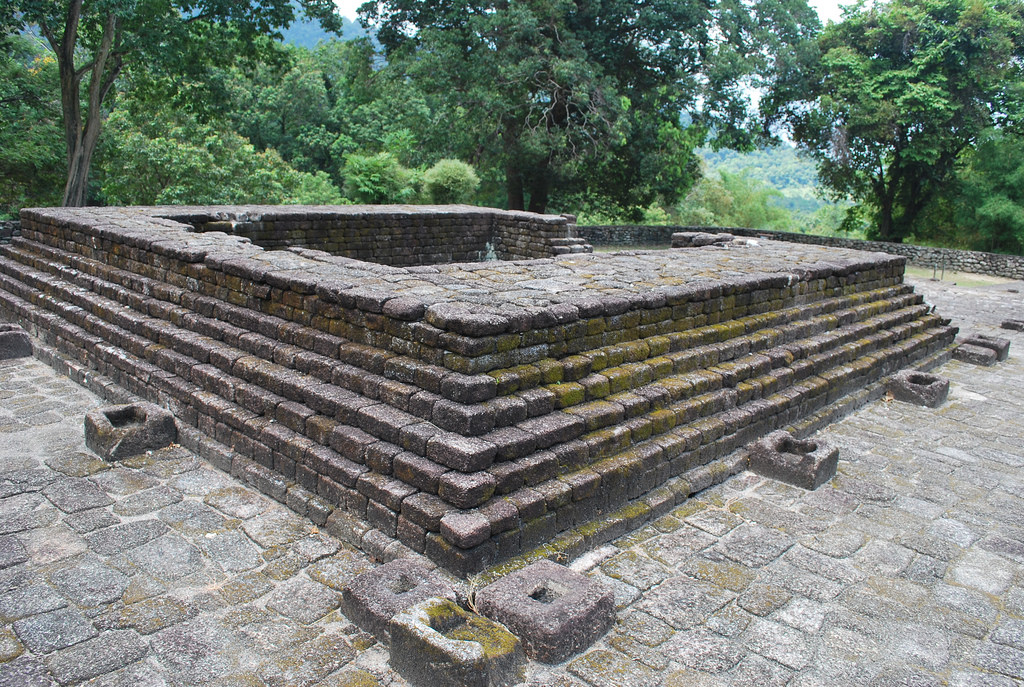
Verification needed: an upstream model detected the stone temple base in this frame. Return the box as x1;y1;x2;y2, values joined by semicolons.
0;205;957;575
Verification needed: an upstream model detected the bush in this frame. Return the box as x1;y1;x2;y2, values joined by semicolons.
341;152;418;204
422;159;480;205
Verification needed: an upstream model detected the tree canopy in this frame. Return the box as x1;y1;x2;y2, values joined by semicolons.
767;0;1024;242
4;0;1024;253
360;0;820;215
938;129;1024;253
0;0;343;206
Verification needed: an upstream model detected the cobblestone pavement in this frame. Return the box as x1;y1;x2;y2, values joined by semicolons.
0;275;1022;686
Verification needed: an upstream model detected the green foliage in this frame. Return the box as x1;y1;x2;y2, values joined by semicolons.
768;0;1024;242
222;39;436;192
364;0;820;214
949;130;1024;254
0;0;345;205
0;33;63;217
571;196;671;226
315;39;436;170
224;45;336;177
341;152;417;204
675;170;794;231
700;143;843;229
95;108;342;206
422;159;480;205
700;146;822;206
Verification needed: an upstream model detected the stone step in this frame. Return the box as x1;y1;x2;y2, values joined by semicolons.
11;221;915;377
0;240;927;435
0;246;957;575
0;249;946;474
1;207;959;575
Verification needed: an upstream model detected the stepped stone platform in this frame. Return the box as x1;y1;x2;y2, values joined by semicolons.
0;205;957;576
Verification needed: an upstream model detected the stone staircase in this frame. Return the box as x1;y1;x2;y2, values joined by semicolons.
0;207;957;575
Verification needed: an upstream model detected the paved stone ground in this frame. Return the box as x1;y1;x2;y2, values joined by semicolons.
0;275;1022;687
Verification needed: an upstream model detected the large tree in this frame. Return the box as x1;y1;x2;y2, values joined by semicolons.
360;0;820;214
766;0;1024;242
0;0;342;207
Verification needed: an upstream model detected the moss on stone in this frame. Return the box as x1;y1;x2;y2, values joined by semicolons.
548;382;585;409
686;558;755;592
496;334;522;353
0;628;23;663
535;359;563;385
604;367;632;394
450;614;521;657
329;669;383;687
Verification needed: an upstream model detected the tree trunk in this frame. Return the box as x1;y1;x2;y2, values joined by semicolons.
46;5;120;207
506;165;524;211
872;169;900;243
877;196;899;242
63;143;92;207
527;173;549;214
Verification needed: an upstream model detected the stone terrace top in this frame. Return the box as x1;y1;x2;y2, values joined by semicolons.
23;205;904;317
21;205;911;377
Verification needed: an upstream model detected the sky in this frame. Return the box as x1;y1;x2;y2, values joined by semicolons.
335;0;848;25
335;1;362;21
809;0;847;24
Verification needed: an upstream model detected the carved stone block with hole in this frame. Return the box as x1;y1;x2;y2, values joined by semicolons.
961;334;1010;361
84;402;177;460
1002;320;1024;332
748;430;838;490
953;343;998;366
0;324;31;360
886;369;950;408
341;558;457;644
475;559;615;663
390;597;525;687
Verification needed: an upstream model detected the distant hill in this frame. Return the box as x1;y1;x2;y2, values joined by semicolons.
280;12;370;47
700;145;829;216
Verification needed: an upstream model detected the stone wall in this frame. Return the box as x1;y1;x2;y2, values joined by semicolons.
0;220;19;244
0;205;957;575
578;224;1024;280
178;205;591;265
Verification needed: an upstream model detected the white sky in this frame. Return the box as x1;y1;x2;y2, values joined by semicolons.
334;1;848;27
810;0;847;24
335;0;363;21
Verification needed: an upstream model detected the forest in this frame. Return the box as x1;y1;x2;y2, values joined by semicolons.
2;0;1024;254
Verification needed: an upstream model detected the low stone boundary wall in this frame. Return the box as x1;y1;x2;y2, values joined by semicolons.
578;224;1024;280
0;205;957;575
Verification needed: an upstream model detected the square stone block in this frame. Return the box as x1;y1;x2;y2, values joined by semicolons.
0;324;31;359
341;558;456;643
390;597;525;687
748;430;838;490
961;334;1010;361
84;402;177;460
475;559;615;663
886;369;949;408
953;343;997;366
